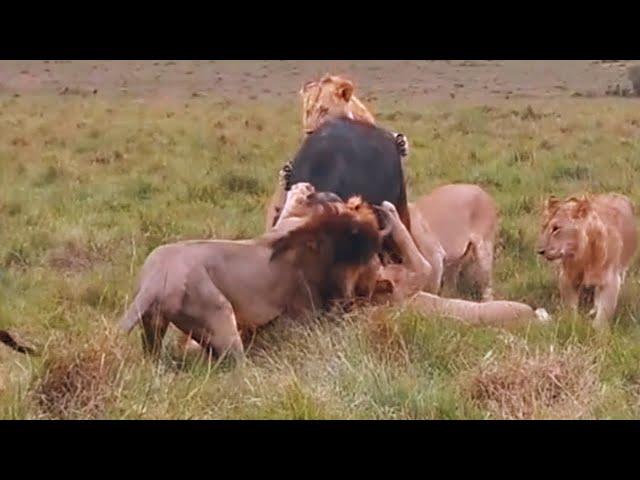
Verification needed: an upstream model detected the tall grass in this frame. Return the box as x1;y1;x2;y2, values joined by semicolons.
1;94;640;419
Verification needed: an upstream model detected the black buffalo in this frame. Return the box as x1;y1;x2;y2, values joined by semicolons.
287;117;411;233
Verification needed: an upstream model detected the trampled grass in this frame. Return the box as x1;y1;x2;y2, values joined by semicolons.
1;93;640;419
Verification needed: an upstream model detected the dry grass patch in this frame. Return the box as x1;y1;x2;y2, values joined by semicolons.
463;336;601;419
33;330;128;419
46;239;101;272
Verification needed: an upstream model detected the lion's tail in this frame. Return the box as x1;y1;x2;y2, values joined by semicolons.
0;330;37;355
120;283;156;334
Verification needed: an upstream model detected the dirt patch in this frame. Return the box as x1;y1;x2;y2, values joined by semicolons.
0;60;633;105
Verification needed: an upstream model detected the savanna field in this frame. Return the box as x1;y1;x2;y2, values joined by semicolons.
1;60;640;419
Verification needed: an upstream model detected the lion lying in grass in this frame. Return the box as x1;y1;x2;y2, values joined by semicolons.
376;200;550;327
278;183;550;328
537;193;637;330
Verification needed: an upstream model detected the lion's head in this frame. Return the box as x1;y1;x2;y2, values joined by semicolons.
271;183;392;303
537;195;603;264
277;182;386;231
300;74;373;135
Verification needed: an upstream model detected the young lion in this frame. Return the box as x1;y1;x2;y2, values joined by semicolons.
537;193;638;330
265;74;409;231
299;74;409;158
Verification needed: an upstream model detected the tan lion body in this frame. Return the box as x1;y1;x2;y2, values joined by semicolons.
410;184;498;300
537;193;638;330
124;189;384;360
267;183;549;329
300;74;376;135
375;200;549;328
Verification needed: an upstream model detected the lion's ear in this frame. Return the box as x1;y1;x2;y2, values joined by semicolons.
572;198;591;219
544;196;560;215
300;80;316;96
336;78;354;102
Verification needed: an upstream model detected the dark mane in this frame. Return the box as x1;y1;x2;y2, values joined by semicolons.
269;210;381;266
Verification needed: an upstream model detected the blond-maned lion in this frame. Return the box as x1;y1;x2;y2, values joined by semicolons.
299;73;408;156
376;201;550;328
265;74;409;231
537;193;638;330
121;190;386;361
410;184;498;301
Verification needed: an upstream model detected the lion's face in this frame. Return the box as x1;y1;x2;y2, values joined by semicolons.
300;74;355;134
537;197;588;261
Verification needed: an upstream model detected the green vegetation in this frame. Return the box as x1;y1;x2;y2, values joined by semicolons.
1;94;640;419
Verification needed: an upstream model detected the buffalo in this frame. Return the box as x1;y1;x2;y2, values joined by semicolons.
286;117;411;235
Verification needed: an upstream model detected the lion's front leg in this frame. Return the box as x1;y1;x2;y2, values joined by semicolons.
380;201;433;294
593;272;621;331
558;270;580;312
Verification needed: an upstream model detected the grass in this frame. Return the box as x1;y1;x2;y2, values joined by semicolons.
1;93;640;419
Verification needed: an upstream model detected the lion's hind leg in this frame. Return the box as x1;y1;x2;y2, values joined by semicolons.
179;268;245;364
465;238;495;302
141;309;170;357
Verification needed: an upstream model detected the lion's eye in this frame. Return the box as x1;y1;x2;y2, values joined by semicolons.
551;225;560;233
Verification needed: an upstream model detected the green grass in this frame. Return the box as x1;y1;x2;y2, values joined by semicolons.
1;94;640;419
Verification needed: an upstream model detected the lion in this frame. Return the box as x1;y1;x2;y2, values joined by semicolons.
267;184;549;328
265;74;409;232
0;329;37;355
121;191;386;361
299;73;408;156
274;183;391;301
376;201;551;328
410;184;498;301
537;193;638;330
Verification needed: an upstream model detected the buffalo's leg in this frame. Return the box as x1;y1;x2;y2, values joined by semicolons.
393;133;409;158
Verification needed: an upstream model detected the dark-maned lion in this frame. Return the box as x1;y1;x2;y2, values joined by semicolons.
121;193;386;361
271;183;549;328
